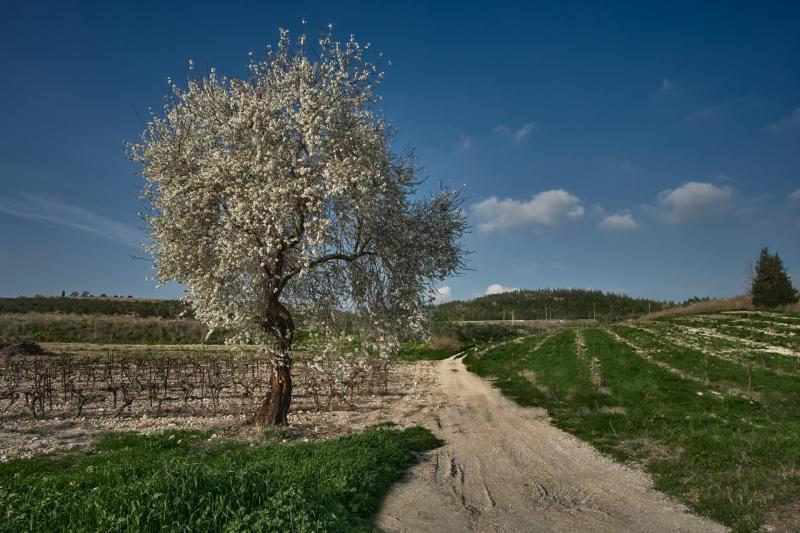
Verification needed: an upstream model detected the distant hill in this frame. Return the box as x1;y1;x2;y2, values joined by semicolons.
0;297;190;319
433;288;672;322
3;289;675;324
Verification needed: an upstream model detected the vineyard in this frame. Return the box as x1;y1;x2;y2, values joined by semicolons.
465;310;800;531
0;350;394;421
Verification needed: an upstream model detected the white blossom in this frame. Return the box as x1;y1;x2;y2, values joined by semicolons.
128;26;466;364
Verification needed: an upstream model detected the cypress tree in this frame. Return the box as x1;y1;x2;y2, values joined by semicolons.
751;247;798;308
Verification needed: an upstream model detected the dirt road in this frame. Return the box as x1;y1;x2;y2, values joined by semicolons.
375;353;725;532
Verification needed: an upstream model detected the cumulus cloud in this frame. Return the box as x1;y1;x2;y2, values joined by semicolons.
495;122;536;143
0;192;141;246
652;181;734;223
486;283;517;295
432;286;454;303
599;213;640;231
789;189;800;202
660;77;676;93
765;107;800;132
471;189;584;233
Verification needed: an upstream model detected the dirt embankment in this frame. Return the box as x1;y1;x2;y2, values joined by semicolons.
0;336;45;356
376;354;725;533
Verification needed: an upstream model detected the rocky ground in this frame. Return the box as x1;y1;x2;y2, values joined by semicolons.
0;360;439;461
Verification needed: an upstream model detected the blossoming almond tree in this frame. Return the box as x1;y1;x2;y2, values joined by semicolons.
129;27;466;425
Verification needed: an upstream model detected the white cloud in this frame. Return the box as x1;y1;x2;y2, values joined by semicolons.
513;122;536;142
653;181;734;223
789;189;800;202
471;189;584;233
0;192;141;246
685;106;715;121
495;122;536;143
765;107;800;132
486;283;517;295
456;135;474;152
432;286;454;303
599;213;640;231
660;77;676;93
684;97;747;123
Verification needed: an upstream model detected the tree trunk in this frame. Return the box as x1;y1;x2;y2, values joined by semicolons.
254;302;294;426
256;359;292;426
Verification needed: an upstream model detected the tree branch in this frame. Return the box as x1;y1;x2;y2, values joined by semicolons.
279;249;379;291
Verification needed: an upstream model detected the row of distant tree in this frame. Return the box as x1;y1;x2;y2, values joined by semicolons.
55;291;134;299
432;288;671;322
0;296;191;319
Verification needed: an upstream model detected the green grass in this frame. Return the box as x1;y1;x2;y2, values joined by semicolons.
464;327;800;531
0;313;316;346
612;325;800;410
0;313;224;345
664;315;800;351
0;425;441;532
635;320;800;375
720;311;800;326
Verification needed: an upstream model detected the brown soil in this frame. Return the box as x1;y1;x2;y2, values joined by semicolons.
0;360;440;462
762;496;800;532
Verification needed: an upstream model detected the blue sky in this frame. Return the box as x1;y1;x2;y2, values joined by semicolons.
1;1;798;302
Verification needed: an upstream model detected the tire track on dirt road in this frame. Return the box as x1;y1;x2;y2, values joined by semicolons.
375;354;725;532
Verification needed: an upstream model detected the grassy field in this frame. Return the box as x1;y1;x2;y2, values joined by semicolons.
464;311;800;532
4;304;798;530
0;425;440;532
0;313;224;344
0;313;317;346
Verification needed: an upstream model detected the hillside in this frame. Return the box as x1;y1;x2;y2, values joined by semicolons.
433;288;671;322
0;296;189;319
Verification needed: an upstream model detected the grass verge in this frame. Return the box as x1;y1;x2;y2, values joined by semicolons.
464;328;800;531
0;425;441;532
